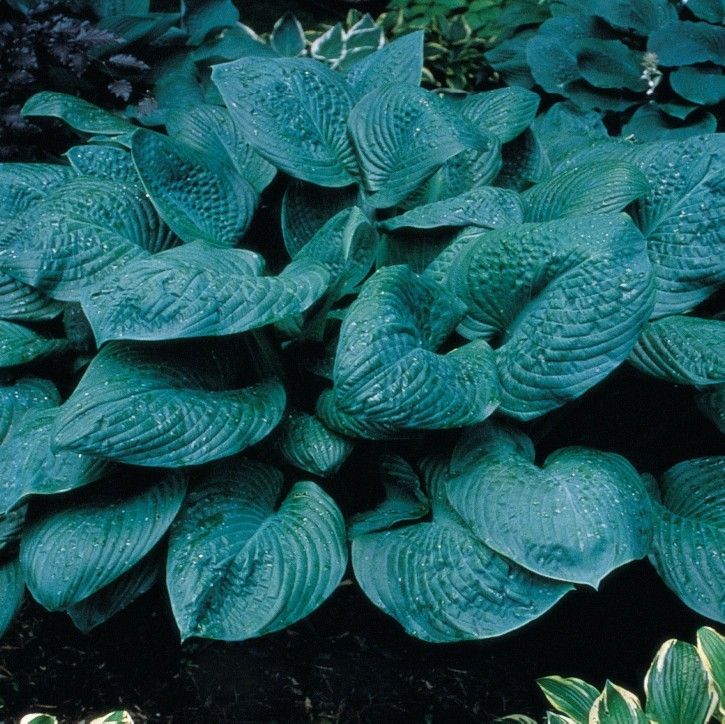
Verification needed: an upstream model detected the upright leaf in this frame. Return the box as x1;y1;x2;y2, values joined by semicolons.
0;558;24;638
537;676;599;722
696;627;725;719
589;682;648;723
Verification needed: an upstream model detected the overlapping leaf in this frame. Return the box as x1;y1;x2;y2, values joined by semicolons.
630;316;725;385
0;321;69;368
537;676;599;722
65;145;140;185
79;242;330;343
167;458;347;640
20;472;186;610
0;164;76;225
444;214;655;419
590;682;648;723
0;558;24;638
319;266;500;438
649;457;725;622
53;342;286;467
458;87;540;144
212;57;357;187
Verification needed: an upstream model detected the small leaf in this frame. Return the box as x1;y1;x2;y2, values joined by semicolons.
213;57;357;187
20;472;186;610
589;681;648;723
21;92;134;135
644;639;717;724
0;557;24;638
696;626;725;719
182;0;238;46
270;12;306;56
53;342;286;468
630;316;725;386
537;676;599;722
167;459;347;640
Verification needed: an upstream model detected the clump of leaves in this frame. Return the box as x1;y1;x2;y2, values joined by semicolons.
501;626;725;724
486;0;725;139
0;31;722;646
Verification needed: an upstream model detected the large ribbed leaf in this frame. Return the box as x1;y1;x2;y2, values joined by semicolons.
345;32;424;101
20;472;185;611
165;105;276;193
521;161;649;222
352;499;571;643
590;682;648;724
537;676;599;722
273;410;354;477
0;275;62;322
348;84;490;208
212;57;357;187
21;92;134;135
0;177;172;301
445;214;655;419
627;135;725;316
649;457;724;622
281;180;359;257
0;407;107;515
348;455;429;537
697;627;725;718
53;342;286;467
66;552;160;633
79;242;329;343
0;321;69;368
0;378;59;443
458;87;540;143
0;558;24;638
319;266;499;438
644;639;717;724
446;443;652;587
648;21;725;66
0;163;75;225
166;458;347;640
379;188;523;231
65;145;140;185
630;316;725;385
131;129;257;247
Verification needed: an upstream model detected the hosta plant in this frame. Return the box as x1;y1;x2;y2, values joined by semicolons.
486;0;725;139
0;30;723;645
502;626;725;724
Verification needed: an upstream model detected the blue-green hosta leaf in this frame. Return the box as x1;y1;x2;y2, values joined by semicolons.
0;407;107;515
0;163;75;225
630;316;725;386
574;39;647;92
446;446;652;587
622;106;718;143
88;0;150;15
166;459;347;641
458;87;540;144
627;135;725;316
348;84;491;208
537;676;599;722
648;21;725;66
65;145;139;185
446;214;655;419
376;231;453;275
20;472;186;611
590;682;648;724
687;0;725;23
0;558;24;638
0;508;25;554
53;342;286;468
449;423;535;475
281;180;359;257
557;0;676;34
670;67;725;107
644;639;717;724
0;321;69;368
484;31;536;89
649;457;724;623
274;410;354;477
270;12;305;56
320;266;500;438
213;57;357;187
697;384;725;433
348;455;429;537
165;105;276;194
21;92;134;135
0;378;59;443
182;0;238;46
131;129;257;247
98;12;180;49
0;271;62;322
0;177;174;301
521;161;649;222
352;501;571;643
495;129;550;191
379;188;523;231
66;551;160;633
345;32;424;101
79;243;329;343
697;626;725;718
309;23;344;65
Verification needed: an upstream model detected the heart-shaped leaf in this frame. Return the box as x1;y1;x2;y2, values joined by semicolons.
212;57;357;187
20;472;186;610
53;342;286;467
166;458;347;640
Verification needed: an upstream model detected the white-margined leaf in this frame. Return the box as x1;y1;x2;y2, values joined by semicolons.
696;626;725;719
537;676;599;722
166;458;347;640
589;681;648;723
